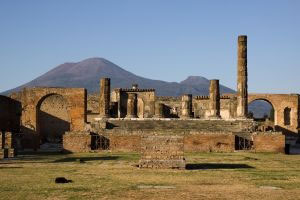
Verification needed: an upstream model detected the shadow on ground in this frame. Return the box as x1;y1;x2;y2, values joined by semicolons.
53;156;120;163
0;166;23;169
186;163;254;170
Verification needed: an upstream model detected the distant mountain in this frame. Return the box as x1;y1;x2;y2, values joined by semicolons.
2;57;235;96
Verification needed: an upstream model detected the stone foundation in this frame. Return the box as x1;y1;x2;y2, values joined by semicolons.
139;135;185;169
110;135;140;152
63;132;91;152
184;133;235;152
252;132;285;153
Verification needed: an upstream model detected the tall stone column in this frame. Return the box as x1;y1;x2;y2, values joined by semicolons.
126;93;137;118
181;94;192;118
237;35;248;118
155;102;164;118
99;78;111;118
209;80;221;118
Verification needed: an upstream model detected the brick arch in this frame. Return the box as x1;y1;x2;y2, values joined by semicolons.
248;94;299;134
248;97;277;126
17;87;87;149
36;93;70;109
36;93;71;144
248;97;276;112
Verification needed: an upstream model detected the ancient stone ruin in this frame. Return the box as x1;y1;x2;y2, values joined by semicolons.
139;135;185;169
1;35;299;164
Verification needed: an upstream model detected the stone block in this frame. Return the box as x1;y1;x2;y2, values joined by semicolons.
139;135;185;169
63;132;91;153
253;132;285;153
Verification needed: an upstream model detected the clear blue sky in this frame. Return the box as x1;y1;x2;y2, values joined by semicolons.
0;0;299;93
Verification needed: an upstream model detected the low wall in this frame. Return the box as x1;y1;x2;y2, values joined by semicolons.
184;133;235;152
139;135;185;169
110;135;141;152
107;130;235;153
63;132;91;153
61;130;286;154
252;132;285;153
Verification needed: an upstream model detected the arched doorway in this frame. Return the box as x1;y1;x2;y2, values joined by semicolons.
248;99;275;131
37;94;70;149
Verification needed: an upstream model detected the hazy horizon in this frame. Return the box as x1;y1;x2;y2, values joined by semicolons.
1;0;299;93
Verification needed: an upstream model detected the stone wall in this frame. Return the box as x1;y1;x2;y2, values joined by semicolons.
156;96;237;119
139;135;185;169
248;94;300;134
11;87;87;149
63;132;91;152
112;89;155;118
87;94;99;114
184;133;235;152
252;132;285;153
110;135;141;152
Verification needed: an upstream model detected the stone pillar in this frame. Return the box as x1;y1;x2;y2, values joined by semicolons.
126;93;137;118
209;80;221;118
155;103;164;118
99;78;111;118
4;132;12;148
181;94;192;118
0;131;4;149
237;35;248;118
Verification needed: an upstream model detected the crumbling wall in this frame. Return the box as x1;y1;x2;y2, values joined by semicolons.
156;96;181;118
252;132;285;153
139;135;185;169
248;94;300;134
110;135;141;152
184;133;235;152
87;93;99;114
11;87;87;149
115;89;155;118
63;132;91;152
156;96;236;119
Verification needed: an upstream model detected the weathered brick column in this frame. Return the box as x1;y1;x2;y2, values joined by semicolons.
126;93;137;118
181;94;192;118
209;79;221;118
99;78;110;118
237;35;248;118
155;102;164;118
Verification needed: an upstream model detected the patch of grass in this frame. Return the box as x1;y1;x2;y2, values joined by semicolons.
0;152;300;199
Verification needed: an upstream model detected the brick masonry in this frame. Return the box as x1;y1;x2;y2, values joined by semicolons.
110;135;141;152
139;135;186;169
252;132;285;153
63;132;91;153
184;133;235;152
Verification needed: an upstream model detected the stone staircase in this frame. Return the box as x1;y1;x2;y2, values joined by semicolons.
105;119;255;133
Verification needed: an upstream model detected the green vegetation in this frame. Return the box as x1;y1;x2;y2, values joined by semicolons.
0;152;300;200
